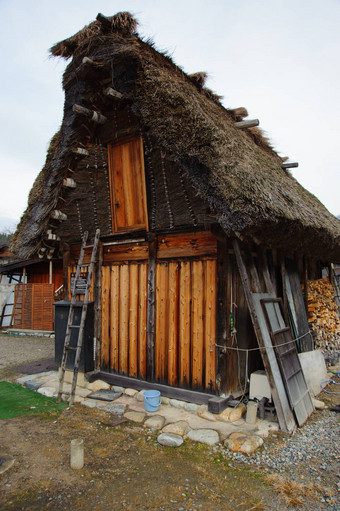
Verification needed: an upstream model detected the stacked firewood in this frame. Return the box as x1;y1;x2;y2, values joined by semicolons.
305;278;340;359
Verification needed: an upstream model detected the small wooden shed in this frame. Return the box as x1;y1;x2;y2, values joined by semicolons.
12;13;340;429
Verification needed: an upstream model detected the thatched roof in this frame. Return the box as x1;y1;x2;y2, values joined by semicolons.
12;12;340;262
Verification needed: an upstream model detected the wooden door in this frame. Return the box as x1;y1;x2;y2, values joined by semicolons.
101;262;148;378
154;259;217;391
108;136;149;233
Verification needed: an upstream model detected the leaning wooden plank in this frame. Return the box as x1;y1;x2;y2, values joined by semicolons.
110;265;120;372
128;264;139;378
138;263;148;379
179;261;191;387
119;264;130;375
191;260;204;388
233;239;296;433
101;266;110;368
204;260;217;391
167;262;179;386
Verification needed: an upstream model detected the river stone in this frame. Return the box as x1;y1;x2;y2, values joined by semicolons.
224;432;264;454
187;429;220;446
105;403;126;415
312;398;325;410
162;421;190;436
157;433;183;447
197;405;217;422
184;403;199;414
144;415;165;430
87;380;111;391
169;399;185;409
125;388;139;397
136;390;147;402
161;396;170;405
124;411;146;423
216;404;246;423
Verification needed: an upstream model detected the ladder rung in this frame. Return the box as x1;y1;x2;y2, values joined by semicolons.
69;324;81;329
84;244;93;249
65;346;78;351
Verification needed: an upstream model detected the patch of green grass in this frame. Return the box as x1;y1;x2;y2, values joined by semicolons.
0;381;67;419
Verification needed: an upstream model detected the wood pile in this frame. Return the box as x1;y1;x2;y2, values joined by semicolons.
305;278;340;359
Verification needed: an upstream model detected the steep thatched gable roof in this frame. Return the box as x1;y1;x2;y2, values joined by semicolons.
12;12;340;262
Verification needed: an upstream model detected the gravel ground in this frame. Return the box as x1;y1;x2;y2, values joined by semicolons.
0;332;55;380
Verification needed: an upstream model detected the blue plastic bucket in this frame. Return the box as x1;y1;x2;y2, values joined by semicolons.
143;390;161;412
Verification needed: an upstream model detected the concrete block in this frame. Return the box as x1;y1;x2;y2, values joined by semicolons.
298;350;327;396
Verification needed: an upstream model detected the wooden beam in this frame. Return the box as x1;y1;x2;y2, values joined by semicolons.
82;56;104;67
73;104;107;125
63;178;77;188
51;210;67;221
146;235;157;380
235;119;259;129
91;371;215;404
72;148;90;157
62;243;70;300
282;162;298;169
104;87;123;100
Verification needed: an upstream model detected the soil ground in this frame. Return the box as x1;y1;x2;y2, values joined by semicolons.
0;332;339;510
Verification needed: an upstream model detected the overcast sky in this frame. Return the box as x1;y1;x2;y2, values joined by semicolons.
1;0;339;231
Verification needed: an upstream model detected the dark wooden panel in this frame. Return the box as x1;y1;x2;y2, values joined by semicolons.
157;231;217;259
103;242;149;263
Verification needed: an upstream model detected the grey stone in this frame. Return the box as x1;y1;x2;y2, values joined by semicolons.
112;386;124;393
105;403;127;415
88;389;122;401
169;399;185;409
161;396;170;405
23;381;42;391
124;411;146;424
157;433;183;447
144;415;165;430
187;429;220;446
184;403;199;414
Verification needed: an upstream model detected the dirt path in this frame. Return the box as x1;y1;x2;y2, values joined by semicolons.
0;332;339;510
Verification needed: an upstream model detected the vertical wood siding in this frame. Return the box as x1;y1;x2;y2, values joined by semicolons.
100;257;217;391
101;262;148;378
155;259;216;391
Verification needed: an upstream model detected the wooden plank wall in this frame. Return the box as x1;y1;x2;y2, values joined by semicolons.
155;259;217;391
101;262;148;378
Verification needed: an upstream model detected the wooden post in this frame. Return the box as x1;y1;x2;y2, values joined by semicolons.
62;243;70;300
73;104;107;125
146;235;157;381
235;119;259;129
216;237;228;395
49;260;53;285
94;241;103;371
104;87;123;100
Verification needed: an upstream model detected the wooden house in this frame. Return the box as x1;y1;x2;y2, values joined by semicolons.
11;13;340;429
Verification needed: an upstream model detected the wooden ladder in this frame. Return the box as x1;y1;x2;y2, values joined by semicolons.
57;229;100;405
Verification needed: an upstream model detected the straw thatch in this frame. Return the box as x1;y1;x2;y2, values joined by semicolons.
12;12;340;262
